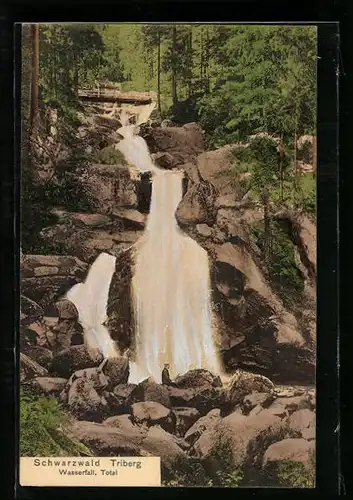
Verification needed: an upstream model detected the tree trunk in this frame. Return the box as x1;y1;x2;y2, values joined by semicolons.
200;26;204;88
312;134;317;179
171;25;177;105
293;129;298;192
30;23;39;131
262;189;271;265
204;27;210;92
279;131;284;201
157;30;161;112
188;30;193;98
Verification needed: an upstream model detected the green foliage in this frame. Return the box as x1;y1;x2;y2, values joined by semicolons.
20;386;92;457
163;435;243;487
251;220;304;300
276;452;316;488
162;458;213;487
93;146;127;165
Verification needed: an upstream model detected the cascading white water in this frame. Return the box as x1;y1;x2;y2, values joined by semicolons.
129;169;221;383
116;111;221;384
66;252;119;357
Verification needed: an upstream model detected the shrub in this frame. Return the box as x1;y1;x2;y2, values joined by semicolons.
20;386;92;457
93;146;127;165
276;451;315;488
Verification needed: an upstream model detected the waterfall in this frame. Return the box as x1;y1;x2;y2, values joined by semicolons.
66;252;119;358
116;111;221;384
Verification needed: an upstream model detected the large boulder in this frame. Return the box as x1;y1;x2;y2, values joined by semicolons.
131;401;176;433
262;438;315;471
100;357;130;388
141;426;187;472
21;345;53;371
175;181;217;229
69;420;143;455
112;383;137;413
21;255;88;311
77;163;137;213
173;407;201;438
168;384;226;416
67;378;108;421
40;211;143;264
20;296;44;326
227;370;275;408
20;353;48;382
185;408;222;446
106;250;135;353
141;123;204;164
196;145;239;197
26;376;68;397
174;369;222;389
193;408;292;470
51;345;104;378
129;378;171;408
287;409;315;441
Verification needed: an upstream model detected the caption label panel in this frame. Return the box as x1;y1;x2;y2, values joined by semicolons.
20;457;161;487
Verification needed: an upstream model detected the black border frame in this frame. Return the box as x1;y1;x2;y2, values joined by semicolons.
1;1;346;498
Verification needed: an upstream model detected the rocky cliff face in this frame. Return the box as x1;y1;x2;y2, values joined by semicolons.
141;123;316;384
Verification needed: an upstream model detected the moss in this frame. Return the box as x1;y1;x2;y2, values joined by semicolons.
93;146;127;165
20;386;92;457
276;451;315;488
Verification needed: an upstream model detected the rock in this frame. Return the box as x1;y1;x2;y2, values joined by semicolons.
184;409;222;446
130;378;171;408
262;438;315;470
141;426;186;471
268;394;314;415
196;146;238;197
22;321;51;348
215;195;238;209
100;357;129;388
39;221;140;264
21;255;88;311
112;383;136;412
21;346;53;370
78;163;137;213
111;208;146;230
142;124;204;164
20;353;48;382
174;369;222;389
20;296;44;326
168;385;225;416
131;402;175;433
212;242;315;382
196;223;213;237
52;299;80;340
175;181;216;229
51;345;104;378
181;162;202;184
69;420;143;455
26;377;67;396
153;152;179;169
288;409;315;440
193;408;290;469
242;391;275;414
173;407;200;438
67;378;108;421
227;370;275;407
69;366;109;392
106;250;135;353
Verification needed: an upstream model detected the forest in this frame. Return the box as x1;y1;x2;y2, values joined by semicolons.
22;23;317;146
